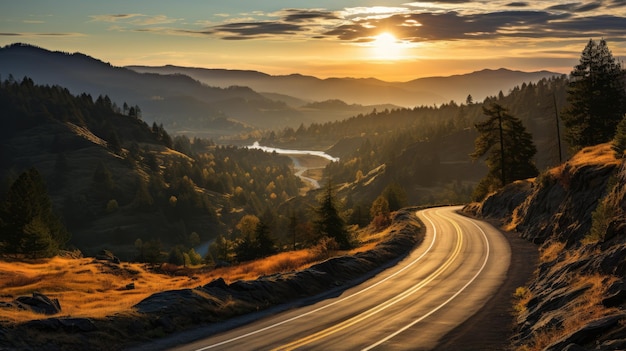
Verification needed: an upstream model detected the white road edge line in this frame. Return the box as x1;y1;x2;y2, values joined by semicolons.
361;209;491;351
194;210;438;351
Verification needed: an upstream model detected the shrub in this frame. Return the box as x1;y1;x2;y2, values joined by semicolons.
106;199;119;213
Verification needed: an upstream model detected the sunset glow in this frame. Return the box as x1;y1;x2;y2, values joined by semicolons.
1;1;625;80
370;32;404;60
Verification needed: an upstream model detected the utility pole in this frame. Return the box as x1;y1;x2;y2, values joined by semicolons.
553;92;563;164
497;107;506;187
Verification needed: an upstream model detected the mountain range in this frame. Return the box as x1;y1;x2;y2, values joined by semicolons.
0;43;561;139
129;65;561;108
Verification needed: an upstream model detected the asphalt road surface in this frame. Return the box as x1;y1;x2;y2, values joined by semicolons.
169;206;511;351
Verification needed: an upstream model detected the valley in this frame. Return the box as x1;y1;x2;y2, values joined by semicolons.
1;33;625;351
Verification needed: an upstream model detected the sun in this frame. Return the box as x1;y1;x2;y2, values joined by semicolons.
370;32;403;60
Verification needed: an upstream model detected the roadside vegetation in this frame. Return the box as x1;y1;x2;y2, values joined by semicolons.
0;219;389;325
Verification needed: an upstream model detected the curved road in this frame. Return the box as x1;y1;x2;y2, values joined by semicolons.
170;206;511;351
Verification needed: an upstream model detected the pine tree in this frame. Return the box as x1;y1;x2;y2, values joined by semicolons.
471;103;538;200
561;39;626;150
255;221;276;258
0;168;69;257
315;180;351;249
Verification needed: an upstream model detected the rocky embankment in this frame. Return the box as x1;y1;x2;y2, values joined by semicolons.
465;143;626;350
0;209;423;351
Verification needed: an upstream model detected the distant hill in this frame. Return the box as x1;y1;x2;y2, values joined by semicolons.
128;65;562;107
0;44;400;137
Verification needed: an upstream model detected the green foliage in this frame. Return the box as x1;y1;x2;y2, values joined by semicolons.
584;174;620;243
234;220;276;262
0;168;69;257
382;183;408;211
315;181;351;249
168;245;186;266
255;221;276;258
140;239;164;264
106;199;119;213
471;103;538;200
370;196;391;230
347;202;371;228
208;235;233;263
612;115;626;157
92;161;115;194
187;248;202;265
236;215;260;240
585;199;616;243
561;39;626;150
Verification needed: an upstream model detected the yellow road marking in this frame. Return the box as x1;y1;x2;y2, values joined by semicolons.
271;210;464;351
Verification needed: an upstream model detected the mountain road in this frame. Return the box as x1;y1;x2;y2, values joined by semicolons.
168;206;512;351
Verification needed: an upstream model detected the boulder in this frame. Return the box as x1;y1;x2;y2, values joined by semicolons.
95;249;120;264
15;292;61;315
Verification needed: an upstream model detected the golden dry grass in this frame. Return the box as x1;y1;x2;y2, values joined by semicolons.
0;226;389;325
549;143;620;178
0;257;200;324
513;286;532;315
539;241;566;263
519;272;619;351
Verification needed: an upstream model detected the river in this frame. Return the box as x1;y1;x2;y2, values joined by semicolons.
248;142;338;190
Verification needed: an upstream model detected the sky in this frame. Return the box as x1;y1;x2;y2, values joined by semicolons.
1;1;626;81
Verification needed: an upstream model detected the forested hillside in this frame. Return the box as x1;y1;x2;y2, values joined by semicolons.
0;69;571;264
260;74;568;209
0;77;303;260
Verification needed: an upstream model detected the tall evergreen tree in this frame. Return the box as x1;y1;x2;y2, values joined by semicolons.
315;180;350;249
561;39;626;150
255;221;276;258
0;168;69;257
471;103;538;200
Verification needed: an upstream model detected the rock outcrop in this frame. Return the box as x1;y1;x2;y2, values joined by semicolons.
1;292;62;315
467;144;626;350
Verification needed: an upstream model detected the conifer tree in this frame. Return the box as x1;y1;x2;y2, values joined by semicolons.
561;39;626;150
315;180;350;249
471;103;538;200
255;221;276;258
0;168;69;257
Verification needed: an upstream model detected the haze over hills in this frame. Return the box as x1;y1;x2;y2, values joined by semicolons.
128;65;561;107
0;44;561;140
0;44;394;138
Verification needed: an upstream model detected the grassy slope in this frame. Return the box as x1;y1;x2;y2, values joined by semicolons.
0;228;383;326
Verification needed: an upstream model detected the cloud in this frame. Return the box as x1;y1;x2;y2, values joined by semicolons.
506;2;529;7
547;2;603;12
114;4;626;44
0;32;85;37
90;14;143;23
207;22;304;39
281;9;340;22
321;6;626;43
90;14;180;26
205;9;341;40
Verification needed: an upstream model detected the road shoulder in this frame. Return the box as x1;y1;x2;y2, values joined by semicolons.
435;219;538;351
